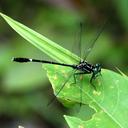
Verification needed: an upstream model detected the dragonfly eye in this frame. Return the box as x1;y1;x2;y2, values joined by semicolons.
94;63;101;73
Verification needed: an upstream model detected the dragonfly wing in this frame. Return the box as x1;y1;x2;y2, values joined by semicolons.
47;69;77;106
83;20;108;61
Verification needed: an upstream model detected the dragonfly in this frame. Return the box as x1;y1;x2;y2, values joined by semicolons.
12;22;106;104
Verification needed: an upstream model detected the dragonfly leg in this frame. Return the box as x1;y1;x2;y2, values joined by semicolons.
72;72;88;106
90;73;97;90
71;72;86;85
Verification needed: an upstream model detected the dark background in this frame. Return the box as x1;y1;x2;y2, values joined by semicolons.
0;0;128;128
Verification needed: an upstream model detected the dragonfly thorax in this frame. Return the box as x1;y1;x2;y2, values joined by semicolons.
76;61;101;76
76;61;93;73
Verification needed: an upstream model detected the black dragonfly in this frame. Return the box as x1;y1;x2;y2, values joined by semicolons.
12;22;106;103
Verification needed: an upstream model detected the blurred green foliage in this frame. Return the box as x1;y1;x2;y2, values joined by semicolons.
0;0;127;128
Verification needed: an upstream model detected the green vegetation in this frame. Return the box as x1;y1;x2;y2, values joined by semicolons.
0;13;128;128
0;1;128;127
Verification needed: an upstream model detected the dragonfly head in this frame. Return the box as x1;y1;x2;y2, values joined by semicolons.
93;63;101;75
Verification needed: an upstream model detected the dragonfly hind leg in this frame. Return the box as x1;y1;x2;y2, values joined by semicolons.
71;72;87;85
90;73;97;90
72;72;85;106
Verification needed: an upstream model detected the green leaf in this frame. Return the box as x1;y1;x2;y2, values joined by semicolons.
64;115;120;128
0;12;79;64
46;64;128;128
1;12;128;128
43;55;128;128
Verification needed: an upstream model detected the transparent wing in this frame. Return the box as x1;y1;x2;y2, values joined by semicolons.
78;22;83;59
72;22;83;60
83;20;107;61
47;69;77;106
